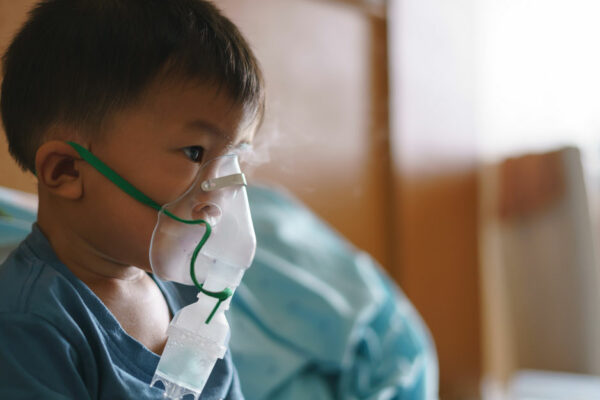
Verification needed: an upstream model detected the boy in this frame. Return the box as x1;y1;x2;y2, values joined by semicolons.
0;0;264;399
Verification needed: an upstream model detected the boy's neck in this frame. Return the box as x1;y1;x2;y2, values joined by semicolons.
37;206;146;286
38;203;171;355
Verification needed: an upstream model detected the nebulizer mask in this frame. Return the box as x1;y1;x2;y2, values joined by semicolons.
67;142;256;400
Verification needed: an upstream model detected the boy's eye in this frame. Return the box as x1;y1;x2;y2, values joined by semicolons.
183;146;205;163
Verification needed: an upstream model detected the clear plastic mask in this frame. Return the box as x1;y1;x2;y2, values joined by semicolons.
149;154;256;286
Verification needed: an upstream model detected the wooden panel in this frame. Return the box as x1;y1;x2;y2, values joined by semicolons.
0;0;38;193
388;0;481;398
397;173;480;398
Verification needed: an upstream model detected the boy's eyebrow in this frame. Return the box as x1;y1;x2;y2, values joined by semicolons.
184;119;232;141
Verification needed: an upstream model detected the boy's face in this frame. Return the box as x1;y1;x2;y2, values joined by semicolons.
76;79;254;271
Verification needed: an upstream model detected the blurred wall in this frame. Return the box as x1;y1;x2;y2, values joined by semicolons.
477;0;600;388
478;0;600;273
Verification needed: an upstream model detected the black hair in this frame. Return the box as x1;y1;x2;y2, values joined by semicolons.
1;0;265;172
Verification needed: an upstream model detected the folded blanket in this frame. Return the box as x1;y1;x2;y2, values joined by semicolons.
0;187;37;261
233;185;438;400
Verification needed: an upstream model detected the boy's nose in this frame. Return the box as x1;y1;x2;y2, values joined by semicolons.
192;202;222;226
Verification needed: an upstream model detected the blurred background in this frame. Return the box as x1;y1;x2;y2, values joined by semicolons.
3;0;600;398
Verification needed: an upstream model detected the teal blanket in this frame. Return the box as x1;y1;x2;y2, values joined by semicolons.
234;186;438;399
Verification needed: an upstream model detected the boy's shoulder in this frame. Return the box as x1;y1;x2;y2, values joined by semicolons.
0;225;106;337
0;229;153;399
0;234;89;339
0;237;66;314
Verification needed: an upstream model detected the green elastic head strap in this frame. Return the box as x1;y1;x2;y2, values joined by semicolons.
67;141;232;324
67;142;162;212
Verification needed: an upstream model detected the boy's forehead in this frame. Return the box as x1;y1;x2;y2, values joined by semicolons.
183;118;255;144
155;80;246;129
109;79;252;145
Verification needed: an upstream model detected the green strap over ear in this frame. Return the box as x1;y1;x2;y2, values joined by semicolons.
67;141;162;212
66;141;232;324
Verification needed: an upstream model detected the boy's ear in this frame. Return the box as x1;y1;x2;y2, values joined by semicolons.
35;141;84;200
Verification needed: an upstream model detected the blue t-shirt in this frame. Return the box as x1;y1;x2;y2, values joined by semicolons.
0;225;243;400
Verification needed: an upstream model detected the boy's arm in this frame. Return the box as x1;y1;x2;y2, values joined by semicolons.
0;313;93;400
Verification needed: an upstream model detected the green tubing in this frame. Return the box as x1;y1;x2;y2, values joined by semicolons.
188;220;212;290
188;226;234;324
199;285;234;324
66;141;233;324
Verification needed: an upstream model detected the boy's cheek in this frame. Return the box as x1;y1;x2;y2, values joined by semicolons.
80;176;157;266
143;174;198;207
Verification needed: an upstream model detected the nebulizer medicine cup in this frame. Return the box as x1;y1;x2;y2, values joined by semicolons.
151;325;227;400
151;292;231;399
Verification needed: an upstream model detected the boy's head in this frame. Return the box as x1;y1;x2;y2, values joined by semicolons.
1;0;264;173
0;0;265;272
